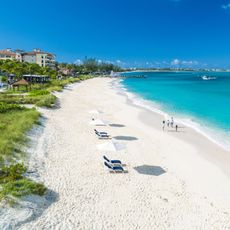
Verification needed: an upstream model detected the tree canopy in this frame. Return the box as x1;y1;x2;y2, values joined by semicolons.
59;58;123;75
0;60;57;79
0;58;123;79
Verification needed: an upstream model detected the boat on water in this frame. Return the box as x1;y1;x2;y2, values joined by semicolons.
201;75;216;80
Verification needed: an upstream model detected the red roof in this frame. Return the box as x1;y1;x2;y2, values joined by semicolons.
23;51;55;57
0;50;16;56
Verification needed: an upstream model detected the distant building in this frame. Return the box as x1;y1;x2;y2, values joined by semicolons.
0;48;22;61
22;48;56;68
0;48;56;68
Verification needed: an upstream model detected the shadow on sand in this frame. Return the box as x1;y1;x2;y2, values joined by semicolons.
109;124;125;128
113;136;138;141
16;189;59;228
167;130;186;133
134;165;166;176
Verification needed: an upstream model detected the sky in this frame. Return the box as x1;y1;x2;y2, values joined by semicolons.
0;0;230;68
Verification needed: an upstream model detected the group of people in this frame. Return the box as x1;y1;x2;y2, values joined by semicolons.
162;117;178;132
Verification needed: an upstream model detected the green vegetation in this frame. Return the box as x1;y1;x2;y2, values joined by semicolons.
29;89;50;96
0;105;40;158
0;58;122;81
58;58;122;76
0;163;46;202
0;102;23;113
0;104;45;202
1;76;7;82
0;93;56;108
35;94;56;107
0;163;27;182
0;59;99;203
0;59;57;79
0;76;92;108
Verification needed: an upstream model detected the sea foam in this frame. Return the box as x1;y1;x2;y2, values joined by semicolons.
111;78;230;151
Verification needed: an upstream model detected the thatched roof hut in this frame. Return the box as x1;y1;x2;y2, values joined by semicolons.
12;78;30;91
12;78;29;86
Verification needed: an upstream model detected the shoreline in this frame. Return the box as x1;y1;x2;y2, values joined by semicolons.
4;77;230;229
115;78;230;152
111;78;230;180
112;78;230;178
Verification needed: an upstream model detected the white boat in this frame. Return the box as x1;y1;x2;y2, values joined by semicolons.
201;75;216;80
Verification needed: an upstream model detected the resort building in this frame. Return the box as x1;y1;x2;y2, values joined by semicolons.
22;49;56;68
0;48;56;68
0;49;22;62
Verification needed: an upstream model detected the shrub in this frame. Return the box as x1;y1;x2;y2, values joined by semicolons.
1;76;7;82
0;102;23;113
78;75;94;81
0;108;40;157
29;90;50;96
0;94;55;108
0;163;26;183
35;94;56;107
47;86;63;92
0;178;46;200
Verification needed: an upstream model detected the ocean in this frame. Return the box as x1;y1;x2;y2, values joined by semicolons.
118;71;230;150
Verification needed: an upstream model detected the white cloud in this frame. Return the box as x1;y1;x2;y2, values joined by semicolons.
222;3;230;9
171;59;180;65
74;59;82;65
181;60;198;65
170;59;199;67
105;60;114;64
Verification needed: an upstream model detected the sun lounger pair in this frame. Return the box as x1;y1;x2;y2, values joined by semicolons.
94;129;111;139
103;155;127;173
103;155;122;165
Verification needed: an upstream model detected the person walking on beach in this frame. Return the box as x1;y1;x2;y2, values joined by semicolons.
162;120;165;131
167;120;170;128
175;124;178;132
171;117;174;128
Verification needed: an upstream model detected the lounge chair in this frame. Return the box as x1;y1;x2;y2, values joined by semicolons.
104;161;126;173
95;132;111;139
103;155;122;166
94;129;108;135
94;129;111;139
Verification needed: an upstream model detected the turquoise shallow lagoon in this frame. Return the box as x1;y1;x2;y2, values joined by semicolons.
120;71;230;150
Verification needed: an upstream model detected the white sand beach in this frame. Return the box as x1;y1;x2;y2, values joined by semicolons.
3;78;230;229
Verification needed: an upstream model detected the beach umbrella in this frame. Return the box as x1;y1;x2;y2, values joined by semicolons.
89;110;103;114
97;140;126;152
89;119;109;126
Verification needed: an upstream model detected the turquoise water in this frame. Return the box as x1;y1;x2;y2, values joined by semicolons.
120;71;230;149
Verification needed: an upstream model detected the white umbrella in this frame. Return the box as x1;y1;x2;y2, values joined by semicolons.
97;140;126;152
89;119;109;126
89;110;103;114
